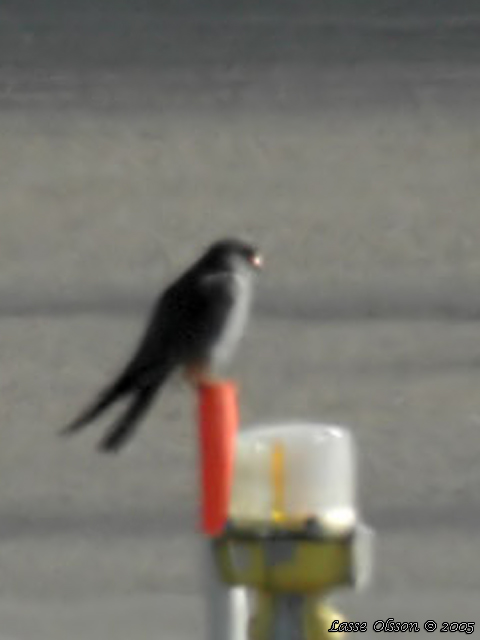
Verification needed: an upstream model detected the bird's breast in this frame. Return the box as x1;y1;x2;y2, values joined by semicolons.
210;273;253;370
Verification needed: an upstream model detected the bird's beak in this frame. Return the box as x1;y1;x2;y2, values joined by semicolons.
250;253;264;270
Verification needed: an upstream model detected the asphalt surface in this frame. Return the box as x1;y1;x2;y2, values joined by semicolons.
0;1;479;637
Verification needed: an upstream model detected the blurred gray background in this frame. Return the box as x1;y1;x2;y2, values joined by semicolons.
0;0;479;637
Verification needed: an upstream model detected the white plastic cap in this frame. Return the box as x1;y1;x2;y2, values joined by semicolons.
229;423;357;531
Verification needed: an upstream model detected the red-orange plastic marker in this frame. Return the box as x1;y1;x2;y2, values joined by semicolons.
197;381;239;536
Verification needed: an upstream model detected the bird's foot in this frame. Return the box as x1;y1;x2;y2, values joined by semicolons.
184;363;219;388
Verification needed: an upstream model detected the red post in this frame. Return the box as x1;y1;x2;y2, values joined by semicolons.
197;381;239;536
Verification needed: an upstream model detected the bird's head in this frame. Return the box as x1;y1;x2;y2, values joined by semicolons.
202;238;263;273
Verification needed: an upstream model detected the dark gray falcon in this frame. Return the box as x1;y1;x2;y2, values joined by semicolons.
61;238;263;453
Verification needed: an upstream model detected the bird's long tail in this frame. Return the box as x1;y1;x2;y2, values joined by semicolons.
60;355;173;446
98;378;164;453
60;370;134;437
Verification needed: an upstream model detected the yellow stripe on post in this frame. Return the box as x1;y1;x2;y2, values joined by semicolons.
271;441;286;524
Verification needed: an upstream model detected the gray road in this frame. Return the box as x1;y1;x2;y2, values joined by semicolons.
0;2;479;637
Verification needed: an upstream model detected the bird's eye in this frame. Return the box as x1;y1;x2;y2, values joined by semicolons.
248;252;263;269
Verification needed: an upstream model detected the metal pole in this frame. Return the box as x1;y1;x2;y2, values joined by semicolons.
270;594;305;640
203;540;249;640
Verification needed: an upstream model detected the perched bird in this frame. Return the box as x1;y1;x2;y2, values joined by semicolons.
61;238;263;453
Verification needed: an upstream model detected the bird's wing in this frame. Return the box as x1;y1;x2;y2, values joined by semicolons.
90;272;236;451
121;291;181;379
61;270;237;439
170;270;237;363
